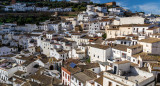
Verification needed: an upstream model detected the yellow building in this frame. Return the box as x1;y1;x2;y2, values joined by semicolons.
105;25;133;38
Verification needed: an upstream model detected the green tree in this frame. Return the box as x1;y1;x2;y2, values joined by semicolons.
86;58;90;63
26;18;33;23
102;33;106;39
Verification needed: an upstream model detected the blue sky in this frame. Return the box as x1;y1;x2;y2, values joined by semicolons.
92;0;160;14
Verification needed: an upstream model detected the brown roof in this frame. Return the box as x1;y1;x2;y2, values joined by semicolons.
63;65;81;74
16;55;36;60
152;33;160;36
114;60;130;64
22;82;32;86
83;69;97;79
139;67;149;72
22;60;36;66
14;79;24;84
120;24;152;27
149;62;160;67
125;34;138;37
24;33;40;37
37;54;49;63
81;35;93;39
131;62;138;67
139;38;160;43
112;44;129;52
116;37;131;41
99;18;113;22
49;57;62;62
20;56;36;66
0;83;10;86
77;63;100;70
107;38;116;41
32;30;44;32
73;72;92;83
46;31;55;34
76;51;85;54
132;52;160;61
147;26;159;30
88;44;110;50
91;38;104;44
29;68;53;86
52;78;62;85
107;28;119;30
128;44;142;49
27;81;39;86
94;76;103;86
14;71;26;76
56;49;69;54
64;58;80;65
13;76;26;84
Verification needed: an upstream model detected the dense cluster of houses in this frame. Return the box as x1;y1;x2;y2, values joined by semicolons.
1;1;160;86
4;3;72;12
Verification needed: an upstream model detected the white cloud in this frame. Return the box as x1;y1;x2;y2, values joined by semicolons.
91;0;101;3
134;3;160;14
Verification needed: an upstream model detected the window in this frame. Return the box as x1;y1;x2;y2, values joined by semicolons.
79;82;81;85
137;28;139;32
72;77;74;80
143;28;145;33
65;74;67;79
109;81;112;86
133;59;135;62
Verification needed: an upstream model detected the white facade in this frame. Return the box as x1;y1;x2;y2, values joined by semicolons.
50;49;69;61
48;23;61;32
138;39;160;55
103;67;155;86
61;68;71;86
120;16;145;25
89;22;100;34
41;40;51;57
0;47;17;56
69;48;85;59
88;45;112;62
4;3;72;12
